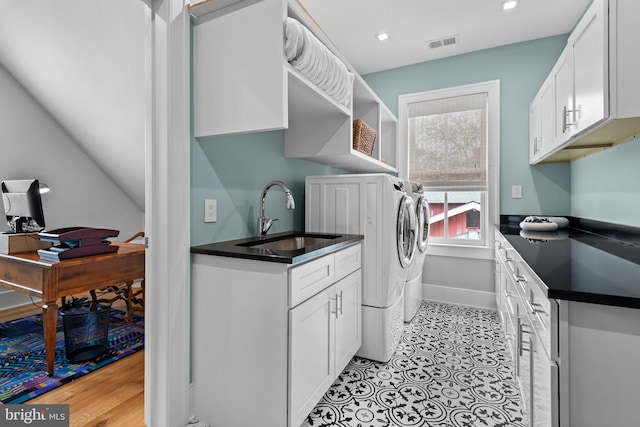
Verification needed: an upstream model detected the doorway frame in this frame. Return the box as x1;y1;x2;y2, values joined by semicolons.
145;0;192;425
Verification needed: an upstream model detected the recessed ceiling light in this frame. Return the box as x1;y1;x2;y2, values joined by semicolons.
502;0;518;11
376;32;389;41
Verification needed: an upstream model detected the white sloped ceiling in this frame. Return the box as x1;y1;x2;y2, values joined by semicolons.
0;0;147;210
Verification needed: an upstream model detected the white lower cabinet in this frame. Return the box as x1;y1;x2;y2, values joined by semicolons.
334;270;362;372
289;269;361;427
495;230;557;427
289;285;335;427
192;243;362;427
531;329;554;427
516;316;531;419
496;228;640;426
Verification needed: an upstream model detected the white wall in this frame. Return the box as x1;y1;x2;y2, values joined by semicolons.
0;0;147;210
422;253;496;310
0;64;143;309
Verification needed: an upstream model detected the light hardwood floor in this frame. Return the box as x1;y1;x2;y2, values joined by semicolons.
2;296;146;427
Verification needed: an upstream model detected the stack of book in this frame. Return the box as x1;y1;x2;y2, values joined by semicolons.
37;227;120;261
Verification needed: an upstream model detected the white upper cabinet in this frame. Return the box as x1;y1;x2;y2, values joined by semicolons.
554;0;607;144
529;72;555;163
553;47;576;145
570;0;607;135
530;0;640;164
192;0;286;137
192;0;398;173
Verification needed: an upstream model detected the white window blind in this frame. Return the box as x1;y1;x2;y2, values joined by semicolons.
407;92;488;191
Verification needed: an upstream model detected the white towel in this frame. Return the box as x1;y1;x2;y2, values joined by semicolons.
284;18;304;62
285;17;352;107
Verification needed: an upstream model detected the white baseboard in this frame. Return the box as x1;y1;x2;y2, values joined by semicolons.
421;283;497;311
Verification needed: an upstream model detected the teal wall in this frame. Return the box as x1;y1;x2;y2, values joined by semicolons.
363;35;572;217
190;33;639;245
571;137;640;227
191;131;344;245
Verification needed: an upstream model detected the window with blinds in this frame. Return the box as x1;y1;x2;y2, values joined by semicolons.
399;81;499;247
407;92;488;191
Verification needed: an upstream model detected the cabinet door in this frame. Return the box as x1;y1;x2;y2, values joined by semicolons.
335;270;362;373
530;73;555;163
531;331;557;427
517;315;532;421
571;0;607;133
504;274;518;364
494;255;503;317
539;76;555;157
289;286;336;427
193;0;287;137
529;96;542;163
554;47;574;145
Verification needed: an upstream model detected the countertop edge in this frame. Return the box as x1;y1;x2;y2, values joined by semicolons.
191;232;364;265
495;224;640;309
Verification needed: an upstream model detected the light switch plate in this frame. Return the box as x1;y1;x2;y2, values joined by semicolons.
511;185;522;199
204;199;217;222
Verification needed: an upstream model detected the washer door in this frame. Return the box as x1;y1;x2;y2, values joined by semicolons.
397;195;417;268
416;196;430;253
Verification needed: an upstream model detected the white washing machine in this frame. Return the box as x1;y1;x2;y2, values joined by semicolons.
306;173;416;363
403;181;430;322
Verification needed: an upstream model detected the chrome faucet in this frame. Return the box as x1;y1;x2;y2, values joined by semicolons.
258;180;296;235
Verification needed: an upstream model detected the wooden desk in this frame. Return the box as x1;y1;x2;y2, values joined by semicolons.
0;242;145;375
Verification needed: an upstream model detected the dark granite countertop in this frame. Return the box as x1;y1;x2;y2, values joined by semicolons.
497;217;640;309
191;231;363;265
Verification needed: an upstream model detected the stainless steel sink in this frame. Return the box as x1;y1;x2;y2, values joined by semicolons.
238;234;341;251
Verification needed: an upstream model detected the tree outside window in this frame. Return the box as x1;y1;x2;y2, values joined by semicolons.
399;81;499;248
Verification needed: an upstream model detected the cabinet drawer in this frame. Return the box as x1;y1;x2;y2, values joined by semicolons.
289;254;334;308
526;279;553;358
334;244;361;282
508;259;528;299
528;278;550;331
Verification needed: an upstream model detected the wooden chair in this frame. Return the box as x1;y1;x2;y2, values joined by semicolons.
90;232;145;323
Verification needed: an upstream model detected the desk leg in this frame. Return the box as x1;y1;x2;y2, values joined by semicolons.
42;301;58;376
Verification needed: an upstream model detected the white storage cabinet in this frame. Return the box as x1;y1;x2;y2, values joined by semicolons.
192;0;398;173
191;243;362;427
495;227;640;426
529;73;555;163
529;0;640;164
494;229;558;426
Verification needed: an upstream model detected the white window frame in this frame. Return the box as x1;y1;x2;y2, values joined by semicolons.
398;80;500;256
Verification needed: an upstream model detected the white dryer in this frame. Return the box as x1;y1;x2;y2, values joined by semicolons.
306;173;416;362
403;181;430;322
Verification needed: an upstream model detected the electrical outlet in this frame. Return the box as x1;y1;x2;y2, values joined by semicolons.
511;185;522;199
204;199;217;223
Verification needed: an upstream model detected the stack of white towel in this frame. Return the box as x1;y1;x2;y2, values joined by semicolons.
284;17;354;108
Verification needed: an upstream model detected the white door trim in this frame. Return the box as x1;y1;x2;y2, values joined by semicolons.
145;0;192;425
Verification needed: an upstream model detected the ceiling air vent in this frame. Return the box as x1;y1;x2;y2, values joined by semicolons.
427;35;458;50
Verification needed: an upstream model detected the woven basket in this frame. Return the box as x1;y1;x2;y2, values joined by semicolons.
352;119;377;157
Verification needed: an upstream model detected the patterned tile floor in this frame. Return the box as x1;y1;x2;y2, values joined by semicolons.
302;301;525;427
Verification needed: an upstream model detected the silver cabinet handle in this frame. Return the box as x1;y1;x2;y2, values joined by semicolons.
519;321;531;356
337;291;343;316
563;105;577;132
526;300;545;315
330;296;338;318
515;274;527;283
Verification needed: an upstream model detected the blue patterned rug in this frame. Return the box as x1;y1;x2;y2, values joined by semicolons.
0;308;144;404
